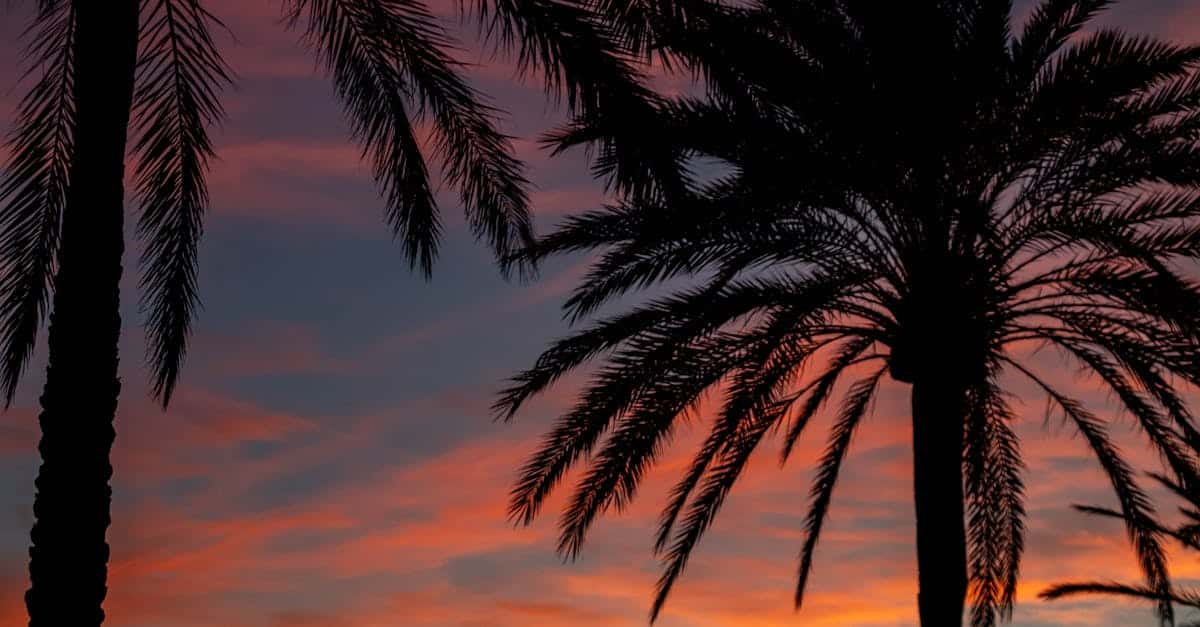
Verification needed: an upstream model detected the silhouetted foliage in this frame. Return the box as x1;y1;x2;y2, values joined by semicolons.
0;0;653;624
501;1;1200;625
3;0;552;407
1042;473;1200;626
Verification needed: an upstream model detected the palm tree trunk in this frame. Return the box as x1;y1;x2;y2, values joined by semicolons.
24;2;139;625
910;376;968;627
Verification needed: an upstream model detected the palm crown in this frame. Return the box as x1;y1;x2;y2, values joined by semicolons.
499;1;1200;624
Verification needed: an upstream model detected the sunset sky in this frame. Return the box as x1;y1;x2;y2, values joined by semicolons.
3;1;1200;625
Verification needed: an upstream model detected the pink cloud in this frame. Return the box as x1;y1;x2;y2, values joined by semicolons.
190;320;353;378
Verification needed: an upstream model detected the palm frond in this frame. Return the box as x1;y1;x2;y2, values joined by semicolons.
290;0;534;271
475;0;643;112
649;351;804;622
132;0;233;405
495;273;858;421
358;0;535;267
1035;29;1200;106
794;366;886;610
476;0;686;198
1072;503;1200;551
965;381;1025;626
1045;471;1200;620
0;1;75;404
780;336;877;462
652;323;862;555
286;0;442;274
506;317;757;526
555;331;739;559
647;308;830;577
1005;358;1173;622
1042;334;1200;489
1012;0;1112;82
1040;581;1200;609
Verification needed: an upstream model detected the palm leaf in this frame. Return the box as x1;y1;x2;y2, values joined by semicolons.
793;366;887;610
132;0;233;404
0;1;75;404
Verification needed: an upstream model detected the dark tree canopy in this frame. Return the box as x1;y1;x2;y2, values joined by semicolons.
0;0;664;624
0;0;667;405
500;1;1200;624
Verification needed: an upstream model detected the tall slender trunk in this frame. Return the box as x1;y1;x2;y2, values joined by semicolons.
24;2;139;625
910;376;968;627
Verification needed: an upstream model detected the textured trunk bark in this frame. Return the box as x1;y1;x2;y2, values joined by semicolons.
911;376;968;627
24;2;138;625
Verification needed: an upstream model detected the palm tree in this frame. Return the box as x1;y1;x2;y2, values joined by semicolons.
0;0;656;624
1041;474;1200;625
498;1;1200;625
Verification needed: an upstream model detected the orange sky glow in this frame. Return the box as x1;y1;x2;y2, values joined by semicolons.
2;1;1200;626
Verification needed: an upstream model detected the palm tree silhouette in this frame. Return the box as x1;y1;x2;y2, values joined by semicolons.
499;1;1200;625
0;0;652;624
1041;473;1200;625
